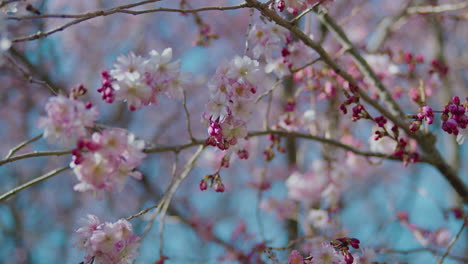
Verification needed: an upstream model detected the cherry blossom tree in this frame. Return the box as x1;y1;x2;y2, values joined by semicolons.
0;0;467;263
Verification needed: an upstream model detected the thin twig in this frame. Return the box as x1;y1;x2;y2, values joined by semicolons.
407;2;468;14
127;146;205;221
4;133;42;159
255;79;283;103
289;0;326;24
11;3;249;42
5;55;57;95
0;166;70;202
182;91;195;142
379;246;468;263
439;217;467;264
290;57;321;72
0;149;73;166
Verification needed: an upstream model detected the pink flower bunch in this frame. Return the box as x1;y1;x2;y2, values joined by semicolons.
286;160;345;207
99;48;190;110
330;237;360;264
37;94;99;146
75;215;140;264
259;198;298;220
204;56;264;150
71;128;146;194
276;0;332;14
441;96;467;144
310;242;346;264
248;20;289;60
291;237;376;264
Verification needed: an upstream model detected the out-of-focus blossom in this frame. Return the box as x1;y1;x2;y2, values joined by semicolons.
37;95;99;146
71;128;145;195
75;215;140;264
307;209;330;230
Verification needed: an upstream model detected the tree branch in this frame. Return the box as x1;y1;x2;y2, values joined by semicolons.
0;166;70;202
10;2;249;42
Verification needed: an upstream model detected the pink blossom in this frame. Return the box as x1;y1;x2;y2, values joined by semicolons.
104;48;186;110
110;52;147;81
71;128;146;194
113;75;152;110
75;215;140;264
38;95;99;146
286;171;326;205
311;242;344;264
260;198;298;220
355;248;376;264
147;48;181;82
288;250;305;264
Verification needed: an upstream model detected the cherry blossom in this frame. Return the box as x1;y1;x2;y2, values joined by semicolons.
103;48;188;110
37;94;99;146
75;215;140;264
71;128;145;194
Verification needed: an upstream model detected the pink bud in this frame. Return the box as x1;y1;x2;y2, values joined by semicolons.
199;179;208;191
214;182;225;192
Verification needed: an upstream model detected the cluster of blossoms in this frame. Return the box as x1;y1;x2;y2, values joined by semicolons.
70;128;146;195
276;0;332;14
407;105;434;134
38;91;99;146
98;48;190;110
286;160;346;207
204;55;264;152
249;20;316;79
75;215;140;264
441;96;468;144
288;237;375;264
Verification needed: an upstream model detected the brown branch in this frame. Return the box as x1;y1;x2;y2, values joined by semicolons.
0;129;424;167
0;166;70;202
244;0;468;204
5;51;58;95
4;133;42;159
0;149;73;166
379;245;468;263
407;2;468;14
10;2;249;42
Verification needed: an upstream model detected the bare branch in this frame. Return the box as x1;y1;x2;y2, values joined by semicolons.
379;246;468;263
127;145;205;221
0;166;70;202
0;149;73;167
407;2;468;14
10;2;249;42
182;92;195;142
4;133;42;159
